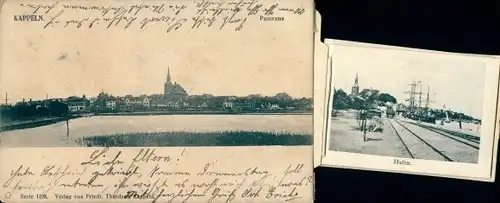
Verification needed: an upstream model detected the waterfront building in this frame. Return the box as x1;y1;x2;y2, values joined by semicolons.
142;96;150;108
66;96;90;113
223;101;234;109
105;100;116;109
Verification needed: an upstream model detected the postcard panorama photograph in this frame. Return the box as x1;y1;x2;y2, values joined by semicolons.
326;47;490;164
0;2;313;148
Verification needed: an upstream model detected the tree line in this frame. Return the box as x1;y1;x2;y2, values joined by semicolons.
332;88;479;122
0;92;313;121
332;88;397;110
92;92;312;111
0;100;68;122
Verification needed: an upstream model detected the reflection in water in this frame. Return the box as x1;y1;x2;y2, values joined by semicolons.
0;115;312;147
66;119;70;145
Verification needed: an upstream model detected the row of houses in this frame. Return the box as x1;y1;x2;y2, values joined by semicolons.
65;95;180;113
63;94;296;113
222;101;282;110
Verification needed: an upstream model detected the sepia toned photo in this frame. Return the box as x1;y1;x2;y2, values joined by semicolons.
0;4;313;149
0;0;315;202
312;10;329;167
330;65;483;163
0;64;313;147
321;41;499;181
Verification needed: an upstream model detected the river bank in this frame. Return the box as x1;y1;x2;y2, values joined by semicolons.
0;112;312;133
77;131;312;147
0;114;312;147
0;116;79;132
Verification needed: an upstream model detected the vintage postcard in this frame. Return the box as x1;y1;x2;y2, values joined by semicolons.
320;40;499;181
326;39;500;58
0;0;315;202
319;39;500;160
313;11;327;167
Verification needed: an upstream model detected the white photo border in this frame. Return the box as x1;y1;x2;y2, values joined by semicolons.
321;42;500;181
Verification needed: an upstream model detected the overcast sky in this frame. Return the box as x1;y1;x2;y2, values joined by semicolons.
330;45;487;119
0;1;313;103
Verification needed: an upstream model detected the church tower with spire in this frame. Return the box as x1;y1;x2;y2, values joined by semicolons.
166;67;172;85
351;73;359;96
164;67;173;95
163;67;188;103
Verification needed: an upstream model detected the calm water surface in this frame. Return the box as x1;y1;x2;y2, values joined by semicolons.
0;115;312;147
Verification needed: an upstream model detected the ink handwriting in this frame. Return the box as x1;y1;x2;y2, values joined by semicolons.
1;148;312;202
14;0;307;32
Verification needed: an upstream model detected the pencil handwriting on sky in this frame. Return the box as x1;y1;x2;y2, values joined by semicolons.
17;0;306;32
2;0;313;102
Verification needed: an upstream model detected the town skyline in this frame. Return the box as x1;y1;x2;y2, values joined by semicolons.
0;85;312;116
1;89;310;105
1;65;312;105
330;45;487;119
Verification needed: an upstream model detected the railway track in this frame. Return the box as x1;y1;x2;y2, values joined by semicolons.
401;120;480;149
387;120;415;159
388;119;479;162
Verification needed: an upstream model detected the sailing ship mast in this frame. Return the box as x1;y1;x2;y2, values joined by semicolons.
425;86;430;109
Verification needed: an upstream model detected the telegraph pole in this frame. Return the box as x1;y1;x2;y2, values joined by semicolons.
4;92;8;105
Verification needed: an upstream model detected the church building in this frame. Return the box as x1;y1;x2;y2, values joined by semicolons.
351;73;359;96
163;67;188;102
148;67;188;107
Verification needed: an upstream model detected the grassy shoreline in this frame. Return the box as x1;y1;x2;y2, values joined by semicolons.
0;116;75;132
76;131;312;147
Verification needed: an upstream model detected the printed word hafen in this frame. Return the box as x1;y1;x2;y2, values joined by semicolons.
14;15;44;21
393;159;411;165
